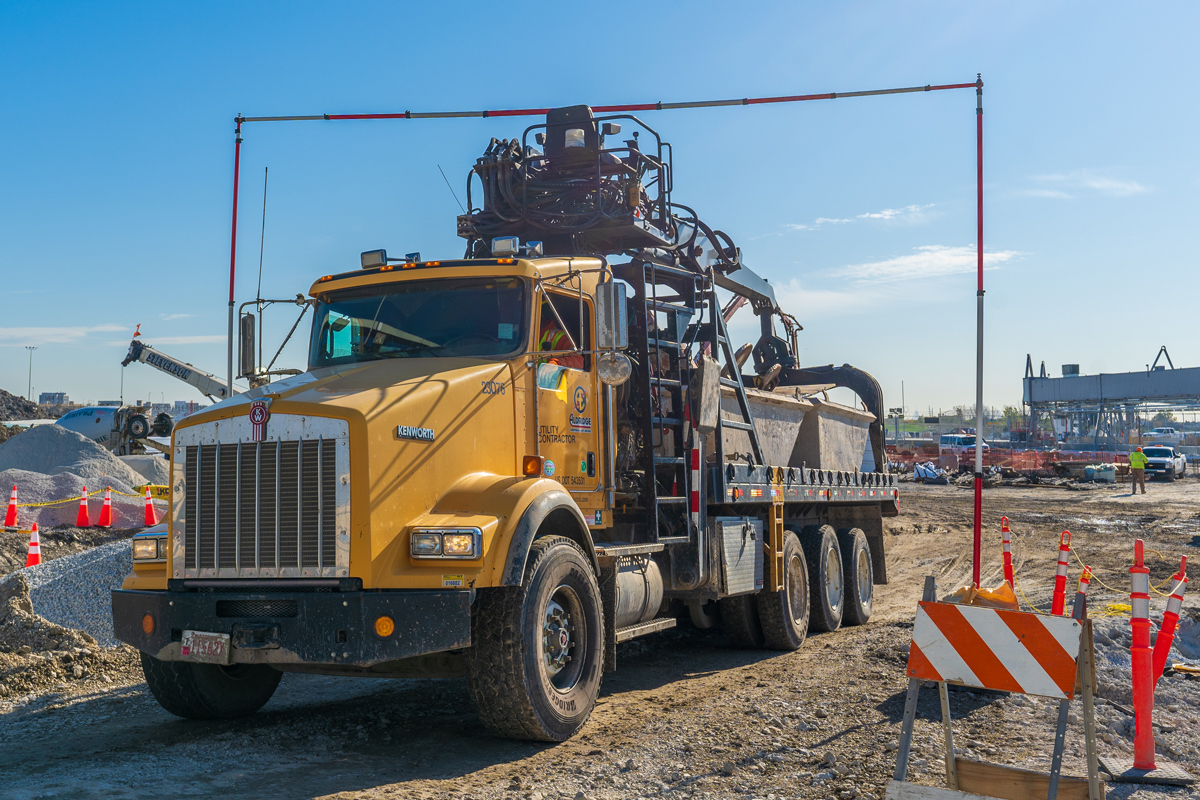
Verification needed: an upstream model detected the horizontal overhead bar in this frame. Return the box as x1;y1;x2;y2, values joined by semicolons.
237;82;979;124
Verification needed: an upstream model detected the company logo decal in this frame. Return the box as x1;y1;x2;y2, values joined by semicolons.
543;459;556;477
397;425;436;442
573;386;587;413
569;415;592;433
249;400;271;442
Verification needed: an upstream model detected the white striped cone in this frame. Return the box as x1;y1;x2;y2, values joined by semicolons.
1000;516;1014;586
907;600;1083;699
26;523;41;567
1152;556;1188;687
4;485;17;528
1051;530;1071;615
1130;538;1155;769
97;486;114;528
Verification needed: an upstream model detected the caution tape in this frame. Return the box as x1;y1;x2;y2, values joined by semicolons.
14;485;168;508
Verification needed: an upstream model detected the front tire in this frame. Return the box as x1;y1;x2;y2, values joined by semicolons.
837;528;874;626
141;653;281;719
800;525;844;633
757;530;810;650
466;536;604;742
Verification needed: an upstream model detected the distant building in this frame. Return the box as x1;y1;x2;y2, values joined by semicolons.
98;400;122;407
39;392;69;405
172;400;206;416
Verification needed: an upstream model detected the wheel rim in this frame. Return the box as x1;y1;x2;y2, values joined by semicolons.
824;544;843;613
856;547;872;607
541;584;586;692
786;553;806;625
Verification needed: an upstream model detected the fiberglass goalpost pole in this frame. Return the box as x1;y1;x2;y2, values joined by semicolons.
973;75;984;588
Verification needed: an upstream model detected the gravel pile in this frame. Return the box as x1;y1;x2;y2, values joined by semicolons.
0;423;145;489
0;388;40;421
117;453;170;485
19;538;132;647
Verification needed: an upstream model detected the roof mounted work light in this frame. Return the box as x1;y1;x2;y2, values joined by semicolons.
361;249;387;269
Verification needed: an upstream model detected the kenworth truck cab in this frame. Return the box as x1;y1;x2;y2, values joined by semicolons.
113;106;898;741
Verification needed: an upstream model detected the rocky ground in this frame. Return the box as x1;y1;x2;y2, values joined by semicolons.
0;480;1197;800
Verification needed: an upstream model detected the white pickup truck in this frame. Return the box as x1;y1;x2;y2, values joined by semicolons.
1142;445;1187;481
1144;427;1182;442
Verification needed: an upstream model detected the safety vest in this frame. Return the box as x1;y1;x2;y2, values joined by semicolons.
540;327;568;351
1128;451;1148;469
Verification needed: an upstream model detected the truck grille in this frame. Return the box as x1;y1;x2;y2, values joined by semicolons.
172;414;350;579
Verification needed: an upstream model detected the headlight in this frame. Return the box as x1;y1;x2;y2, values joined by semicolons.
443;533;476;557
411;532;443;556
132;537;163;560
410;528;481;559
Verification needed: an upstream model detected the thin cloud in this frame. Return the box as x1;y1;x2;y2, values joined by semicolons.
834;245;1024;283
857;203;936;223
1032;170;1148;197
0;324;126;346
158;313;194;321
786;203;935;232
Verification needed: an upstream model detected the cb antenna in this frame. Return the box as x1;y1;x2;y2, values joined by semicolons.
438;164;465;213
256;166;269;369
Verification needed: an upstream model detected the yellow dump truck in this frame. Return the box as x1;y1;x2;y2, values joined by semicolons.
112;106;898;741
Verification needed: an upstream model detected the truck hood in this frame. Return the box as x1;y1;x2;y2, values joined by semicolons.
181;358;514;421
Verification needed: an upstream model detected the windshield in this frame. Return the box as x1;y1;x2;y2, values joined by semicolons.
1143;448;1172;458
309;277;527;368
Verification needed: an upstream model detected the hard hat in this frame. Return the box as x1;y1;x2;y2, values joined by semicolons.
1136;446;1142;451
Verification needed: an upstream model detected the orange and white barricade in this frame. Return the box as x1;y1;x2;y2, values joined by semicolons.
888;576;1102;800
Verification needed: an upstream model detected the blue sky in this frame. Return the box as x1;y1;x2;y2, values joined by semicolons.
2;2;1197;416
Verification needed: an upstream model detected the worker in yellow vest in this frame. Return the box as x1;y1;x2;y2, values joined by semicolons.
1128;446;1148;495
539;317;584;370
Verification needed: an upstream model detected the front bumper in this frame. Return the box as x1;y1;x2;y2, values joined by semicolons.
112;586;471;667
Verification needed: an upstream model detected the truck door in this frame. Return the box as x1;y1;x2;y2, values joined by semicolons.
535;291;602;498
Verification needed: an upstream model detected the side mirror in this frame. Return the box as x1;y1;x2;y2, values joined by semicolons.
238;313;256;379
595;282;629;350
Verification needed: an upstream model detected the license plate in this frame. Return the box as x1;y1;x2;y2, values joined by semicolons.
180;630;231;665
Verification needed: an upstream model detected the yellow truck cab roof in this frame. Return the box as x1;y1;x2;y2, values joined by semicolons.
308;256;606;298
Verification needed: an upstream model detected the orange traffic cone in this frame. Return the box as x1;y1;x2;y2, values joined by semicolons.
4;485;16;527
97;486;114;528
26;523;41;567
76;486;92;528
144;487;158;526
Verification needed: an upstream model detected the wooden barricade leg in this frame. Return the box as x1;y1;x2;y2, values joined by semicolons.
939;681;959;790
895;577;938;782
1079;621;1102;800
1047;699;1070;799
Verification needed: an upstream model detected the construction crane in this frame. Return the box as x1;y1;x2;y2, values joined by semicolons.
122;339;240;401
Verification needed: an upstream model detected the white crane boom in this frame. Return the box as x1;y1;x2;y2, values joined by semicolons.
122;339;240;401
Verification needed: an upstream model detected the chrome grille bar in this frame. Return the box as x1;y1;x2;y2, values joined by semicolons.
172;416;350;579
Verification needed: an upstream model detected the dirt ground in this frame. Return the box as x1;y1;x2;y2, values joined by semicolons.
1;480;1197;800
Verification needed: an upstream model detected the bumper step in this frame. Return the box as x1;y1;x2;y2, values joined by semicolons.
615;617;677;643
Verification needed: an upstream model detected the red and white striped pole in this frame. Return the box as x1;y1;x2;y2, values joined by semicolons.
689;430;701;537
1051;530;1071;616
1130;538;1155;770
1152;556;1188;689
1000;516;1014;587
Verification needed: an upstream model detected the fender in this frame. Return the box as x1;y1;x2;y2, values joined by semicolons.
413;473;598;588
498;488;597;586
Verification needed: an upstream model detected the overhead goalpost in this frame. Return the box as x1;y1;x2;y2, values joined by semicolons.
222;76;989;586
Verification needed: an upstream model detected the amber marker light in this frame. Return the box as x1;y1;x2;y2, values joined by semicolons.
374;616;395;637
142;613;155;635
523;456;544;476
